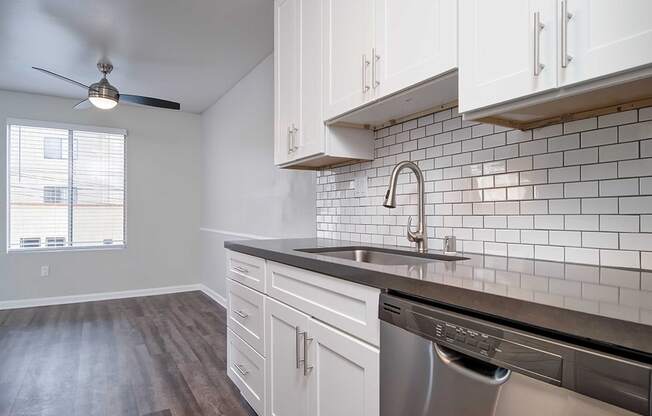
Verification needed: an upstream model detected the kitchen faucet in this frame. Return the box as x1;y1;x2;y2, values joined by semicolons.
383;161;427;253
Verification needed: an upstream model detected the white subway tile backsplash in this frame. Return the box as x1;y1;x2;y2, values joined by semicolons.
598;110;637;128
600;250;640;268
565;148;598;166
565;247;600;265
600;215;640;232
564;118;597;134
620;233;652;251
319;106;652;274
565;181;598;198
619;121;652;142
582;232;619;249
581;162;618;180
550;231;581;246
520;169;548;185
534;184;563;199
549;199;580;214
581;127;618;147
599;178;639;197
548;134;579;152
581;198;618;214
565;215;599;231
549;166;579;183
640;107;652;122
619;159;652;178
599;142;638;162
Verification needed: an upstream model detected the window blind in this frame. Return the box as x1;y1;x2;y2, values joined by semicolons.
7;122;126;250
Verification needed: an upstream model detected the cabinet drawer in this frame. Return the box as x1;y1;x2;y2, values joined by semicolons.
227;279;265;355
266;261;380;346
226;250;266;293
227;328;265;415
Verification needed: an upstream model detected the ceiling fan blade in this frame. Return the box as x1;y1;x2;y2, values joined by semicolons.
73;99;92;110
32;67;91;91
120;94;181;110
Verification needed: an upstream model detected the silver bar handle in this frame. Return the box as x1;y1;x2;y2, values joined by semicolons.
303;332;313;376
533;11;545;76
296;327;304;369
234;309;249;319
234;363;249;376
561;1;573;68
362;54;370;93
232;265;249;274
291;124;299;151
372;48;380;88
287;126;294;154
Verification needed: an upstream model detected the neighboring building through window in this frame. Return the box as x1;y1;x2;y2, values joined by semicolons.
46;237;66;247
43;137;64;159
7;120;126;250
20;238;41;248
43;186;67;204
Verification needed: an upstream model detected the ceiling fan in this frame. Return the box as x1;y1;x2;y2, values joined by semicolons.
32;62;181;111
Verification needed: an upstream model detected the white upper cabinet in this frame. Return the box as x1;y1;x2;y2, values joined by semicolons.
559;0;652;87
459;0;558;113
322;0;376;120
274;0;300;165
374;0;457;99
274;0;374;169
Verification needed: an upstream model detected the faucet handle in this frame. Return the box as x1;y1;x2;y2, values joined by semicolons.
407;216;418;242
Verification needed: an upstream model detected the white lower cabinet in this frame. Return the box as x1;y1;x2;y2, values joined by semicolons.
265;297;310;416
227;328;266;416
226;252;381;416
306;318;380;416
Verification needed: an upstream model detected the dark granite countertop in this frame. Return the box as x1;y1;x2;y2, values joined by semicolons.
225;238;652;360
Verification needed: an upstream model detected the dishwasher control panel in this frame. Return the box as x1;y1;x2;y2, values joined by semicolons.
435;322;495;356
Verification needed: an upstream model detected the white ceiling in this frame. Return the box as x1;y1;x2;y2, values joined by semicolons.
0;0;273;113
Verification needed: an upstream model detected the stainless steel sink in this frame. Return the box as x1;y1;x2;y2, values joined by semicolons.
296;246;468;266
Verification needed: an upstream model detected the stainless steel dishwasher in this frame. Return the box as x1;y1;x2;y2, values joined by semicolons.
379;293;652;416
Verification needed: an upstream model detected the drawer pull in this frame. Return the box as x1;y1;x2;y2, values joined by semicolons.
234;363;249;376
234;309;249;319
232;265;250;274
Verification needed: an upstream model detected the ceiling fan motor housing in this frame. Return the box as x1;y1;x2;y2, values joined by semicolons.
89;78;119;102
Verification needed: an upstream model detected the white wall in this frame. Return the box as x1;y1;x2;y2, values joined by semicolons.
200;54;316;297
0;90;201;302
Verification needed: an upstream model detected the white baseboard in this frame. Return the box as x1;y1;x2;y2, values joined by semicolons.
198;284;227;308
0;284;229;311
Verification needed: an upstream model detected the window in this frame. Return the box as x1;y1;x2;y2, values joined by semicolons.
20;238;41;248
7;120;126;250
46;237;66;247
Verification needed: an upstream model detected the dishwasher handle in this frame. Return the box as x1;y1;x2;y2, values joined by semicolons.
434;343;511;386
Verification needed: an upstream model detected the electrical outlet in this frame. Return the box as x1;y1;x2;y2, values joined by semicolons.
354;176;368;197
40;265;49;277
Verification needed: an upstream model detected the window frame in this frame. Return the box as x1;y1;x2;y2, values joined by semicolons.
6;118;128;253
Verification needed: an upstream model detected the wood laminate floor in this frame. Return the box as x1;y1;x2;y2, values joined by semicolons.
0;291;257;416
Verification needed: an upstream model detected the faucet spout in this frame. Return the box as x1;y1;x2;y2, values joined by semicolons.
383;161;427;253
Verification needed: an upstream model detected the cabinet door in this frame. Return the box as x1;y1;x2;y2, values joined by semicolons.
459;0;557;113
295;0;325;160
274;0;300;165
323;0;375;120
374;0;457;99
265;297;310;416
307;318;379;416
559;0;652;86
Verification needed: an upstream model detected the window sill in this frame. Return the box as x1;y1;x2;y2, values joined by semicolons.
7;245;127;254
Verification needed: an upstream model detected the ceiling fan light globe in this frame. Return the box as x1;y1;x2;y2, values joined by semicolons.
89;96;118;110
